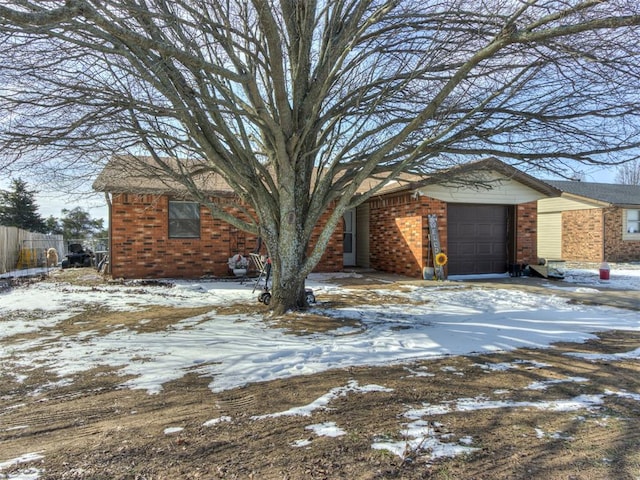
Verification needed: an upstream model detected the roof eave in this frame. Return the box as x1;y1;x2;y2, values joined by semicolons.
561;192;613;208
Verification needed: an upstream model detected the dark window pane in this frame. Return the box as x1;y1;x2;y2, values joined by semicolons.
169;201;200;238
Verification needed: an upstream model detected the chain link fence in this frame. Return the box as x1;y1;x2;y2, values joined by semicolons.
1;226;65;274
1;226;108;275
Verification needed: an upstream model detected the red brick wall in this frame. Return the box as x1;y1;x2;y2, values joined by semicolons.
109;191;545;280
515;202;538;265
309;206;343;272
561;209;603;262
604;207;640;262
368;193;447;277
559;207;640;263
109;194;342;279
369;196;539;277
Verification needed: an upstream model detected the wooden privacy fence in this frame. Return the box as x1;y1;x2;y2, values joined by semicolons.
0;225;65;274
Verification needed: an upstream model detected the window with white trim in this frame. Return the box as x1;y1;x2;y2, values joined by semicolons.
624;210;640;235
169;201;200;238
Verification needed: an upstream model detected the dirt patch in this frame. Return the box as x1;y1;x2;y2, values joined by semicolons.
2;332;640;479
1;271;640;479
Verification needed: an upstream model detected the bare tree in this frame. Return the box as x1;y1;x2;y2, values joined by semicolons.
1;1;640;313
615;160;640;184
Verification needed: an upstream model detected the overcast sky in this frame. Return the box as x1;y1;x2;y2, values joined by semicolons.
34;189;109;221
0;178;108;222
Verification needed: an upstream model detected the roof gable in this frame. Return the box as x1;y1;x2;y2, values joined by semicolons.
382;158;560;199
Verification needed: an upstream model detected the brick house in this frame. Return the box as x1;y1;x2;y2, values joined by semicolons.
93;157;559;279
538;181;640;263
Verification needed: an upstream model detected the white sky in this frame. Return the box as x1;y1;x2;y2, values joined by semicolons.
34;190;108;221
0;177;108;221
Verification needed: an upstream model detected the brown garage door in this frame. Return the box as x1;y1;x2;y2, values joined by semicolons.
447;204;509;275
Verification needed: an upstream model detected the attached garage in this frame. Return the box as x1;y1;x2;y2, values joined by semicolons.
447;204;511;275
412;159;561;277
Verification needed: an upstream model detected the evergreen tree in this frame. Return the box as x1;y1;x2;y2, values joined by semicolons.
0;179;47;233
59;207;105;241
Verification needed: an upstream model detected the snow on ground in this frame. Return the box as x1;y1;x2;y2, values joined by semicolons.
1;264;640;475
554;263;640;291
0;266;639;395
1;270;639;395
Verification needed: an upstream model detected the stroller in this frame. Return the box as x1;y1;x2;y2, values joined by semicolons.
249;252;316;306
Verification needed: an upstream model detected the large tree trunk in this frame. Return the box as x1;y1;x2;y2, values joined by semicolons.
265;233;310;315
269;265;308;316
259;177;316;314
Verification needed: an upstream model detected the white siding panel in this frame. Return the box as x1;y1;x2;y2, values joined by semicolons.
537;212;562;259
419;171;547;205
538;196;601;213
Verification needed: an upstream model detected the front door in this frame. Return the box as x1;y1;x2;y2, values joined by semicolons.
343;209;356;266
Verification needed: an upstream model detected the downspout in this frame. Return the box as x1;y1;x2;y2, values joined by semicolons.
104;192;112;274
601;207;609;263
511;205;516;270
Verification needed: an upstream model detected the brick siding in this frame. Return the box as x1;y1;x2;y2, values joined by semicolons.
558;207;640;263
515;202;538;266
369;193;447;277
109;192;543;280
604;207;640;262
309;207;343;272
369;196;539;278
109;194;342;279
561;208;603;262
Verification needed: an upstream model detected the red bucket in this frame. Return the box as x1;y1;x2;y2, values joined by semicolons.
599;262;610;280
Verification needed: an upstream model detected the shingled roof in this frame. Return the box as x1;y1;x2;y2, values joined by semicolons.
545;180;640;207
92;155;421;197
92;156;234;196
93;155;559;199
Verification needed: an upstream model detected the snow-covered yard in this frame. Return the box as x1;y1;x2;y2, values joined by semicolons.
1;264;640;479
2;265;639;394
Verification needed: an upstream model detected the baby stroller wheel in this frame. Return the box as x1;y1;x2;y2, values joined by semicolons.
262;293;271;305
305;291;316;304
258;292;268;303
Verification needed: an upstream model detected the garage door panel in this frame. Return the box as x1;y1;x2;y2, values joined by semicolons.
447;204;509;275
493;224;507;236
477;225;494;237
454;260;478;273
475;260;494;271
453;224;474;237
476;243;495;255
457;243;477;255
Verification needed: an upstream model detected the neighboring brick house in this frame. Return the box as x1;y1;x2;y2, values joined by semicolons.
93;157;559;279
538;181;640;263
